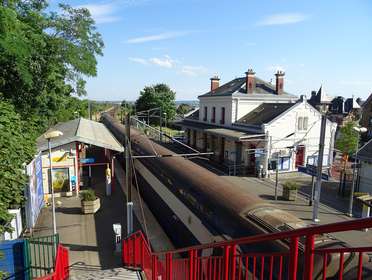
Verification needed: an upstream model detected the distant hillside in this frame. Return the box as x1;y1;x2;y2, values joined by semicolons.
175;100;199;107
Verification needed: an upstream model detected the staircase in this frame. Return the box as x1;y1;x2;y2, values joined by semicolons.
69;267;141;280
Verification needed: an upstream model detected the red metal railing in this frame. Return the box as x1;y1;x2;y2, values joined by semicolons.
122;218;372;280
35;244;69;280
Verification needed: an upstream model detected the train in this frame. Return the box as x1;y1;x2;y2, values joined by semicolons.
101;113;368;279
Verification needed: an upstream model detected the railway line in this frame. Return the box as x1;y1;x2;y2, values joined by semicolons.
101;113;371;279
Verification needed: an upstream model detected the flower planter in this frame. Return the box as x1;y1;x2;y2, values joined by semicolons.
81;198;100;214
283;188;298;201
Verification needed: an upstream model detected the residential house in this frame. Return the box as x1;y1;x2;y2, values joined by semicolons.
177;69;337;176
361;93;372;139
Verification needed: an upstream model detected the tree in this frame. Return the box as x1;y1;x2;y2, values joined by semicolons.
121;100;134;115
0;100;35;234
336;120;359;159
0;1;103;128
135;84;176;124
177;103;192;116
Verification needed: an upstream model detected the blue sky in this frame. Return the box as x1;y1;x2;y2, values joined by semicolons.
54;0;372;101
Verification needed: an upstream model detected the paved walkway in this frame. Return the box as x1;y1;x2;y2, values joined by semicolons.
223;176;372;247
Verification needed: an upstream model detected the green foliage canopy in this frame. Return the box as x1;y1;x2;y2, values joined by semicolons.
0;1;103;235
0;100;35;233
176;103;192;116
335;120;359;156
0;1;103;127
135;84;176;123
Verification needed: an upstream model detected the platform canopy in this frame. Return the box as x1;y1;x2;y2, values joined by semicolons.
37;117;124;152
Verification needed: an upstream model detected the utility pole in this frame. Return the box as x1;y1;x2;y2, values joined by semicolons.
312;113;327;222
125;113;133;235
275;152;279;201
88;100;91;120
348;127;367;216
159;107;163;142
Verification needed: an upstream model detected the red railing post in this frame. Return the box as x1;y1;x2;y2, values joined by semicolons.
189;250;196;280
230;244;237;280
223;245;231;280
303;234;315;280
166;252;173;280
152;255;158;280
288;236;299;280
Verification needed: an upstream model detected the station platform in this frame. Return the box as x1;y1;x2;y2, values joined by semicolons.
224;176;372;248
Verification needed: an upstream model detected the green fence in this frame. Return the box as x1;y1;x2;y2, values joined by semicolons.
24;234;59;279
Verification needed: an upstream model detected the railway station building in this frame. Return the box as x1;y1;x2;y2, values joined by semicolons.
36;117;123;198
177;69;337;176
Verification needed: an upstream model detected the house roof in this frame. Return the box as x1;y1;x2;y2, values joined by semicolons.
36;117;124;152
235;103;297;126
358;139;372;162
198;77;296;98
362;93;372;109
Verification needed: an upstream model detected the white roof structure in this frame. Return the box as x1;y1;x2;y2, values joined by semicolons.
37;118;123;152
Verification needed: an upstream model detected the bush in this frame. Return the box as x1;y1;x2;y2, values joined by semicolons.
81;189;96;201
282;181;299;190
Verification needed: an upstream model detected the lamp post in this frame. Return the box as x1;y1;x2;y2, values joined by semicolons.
347;126;367;217
44;130;63;235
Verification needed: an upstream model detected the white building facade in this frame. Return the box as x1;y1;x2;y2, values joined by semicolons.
178;69;337;176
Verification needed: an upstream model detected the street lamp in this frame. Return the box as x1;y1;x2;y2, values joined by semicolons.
347;126;367;217
44;130;63;234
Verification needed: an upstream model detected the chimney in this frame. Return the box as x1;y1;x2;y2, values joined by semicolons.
245;69;256;94
210;76;220;92
275;70;285;95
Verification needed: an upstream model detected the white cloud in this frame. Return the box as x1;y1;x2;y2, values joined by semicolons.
128;55;176;68
76;3;120;24
267;65;286;72
126;31;190;44
128;57;148;65
149;55;176;68
257;13;308;26
181;65;208;77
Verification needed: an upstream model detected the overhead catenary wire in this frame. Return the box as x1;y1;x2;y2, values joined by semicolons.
129;140;150;244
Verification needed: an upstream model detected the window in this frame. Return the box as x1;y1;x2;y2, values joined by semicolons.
297;117;308;131
303;117;308;130
203;106;207;121
297;117;303;130
220;107;225;124
268;157;290;170
212;107;216;123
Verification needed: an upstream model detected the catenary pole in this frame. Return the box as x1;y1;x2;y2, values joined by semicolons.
312;113;327;222
348;132;361;216
48;139;57;235
125;113;133;235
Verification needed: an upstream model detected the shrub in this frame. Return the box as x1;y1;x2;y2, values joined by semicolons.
282;181;299;190
81;189;97;201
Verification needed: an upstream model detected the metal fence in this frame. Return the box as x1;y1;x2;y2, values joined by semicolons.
24;234;59;279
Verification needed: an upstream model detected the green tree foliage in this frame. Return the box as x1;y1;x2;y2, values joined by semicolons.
336;120;359;156
135;84;176;123
121;100;134;115
0;101;35;234
0;1;103;126
176;103;192;116
0;1;103;235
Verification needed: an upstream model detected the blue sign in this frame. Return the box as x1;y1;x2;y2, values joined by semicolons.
298;165;329;180
25;153;44;229
80;158;95;164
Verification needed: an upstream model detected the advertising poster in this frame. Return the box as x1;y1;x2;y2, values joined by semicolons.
52;168;70;193
26;153;44;229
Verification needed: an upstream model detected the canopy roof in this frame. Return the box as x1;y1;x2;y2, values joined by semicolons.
37;118;124;152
